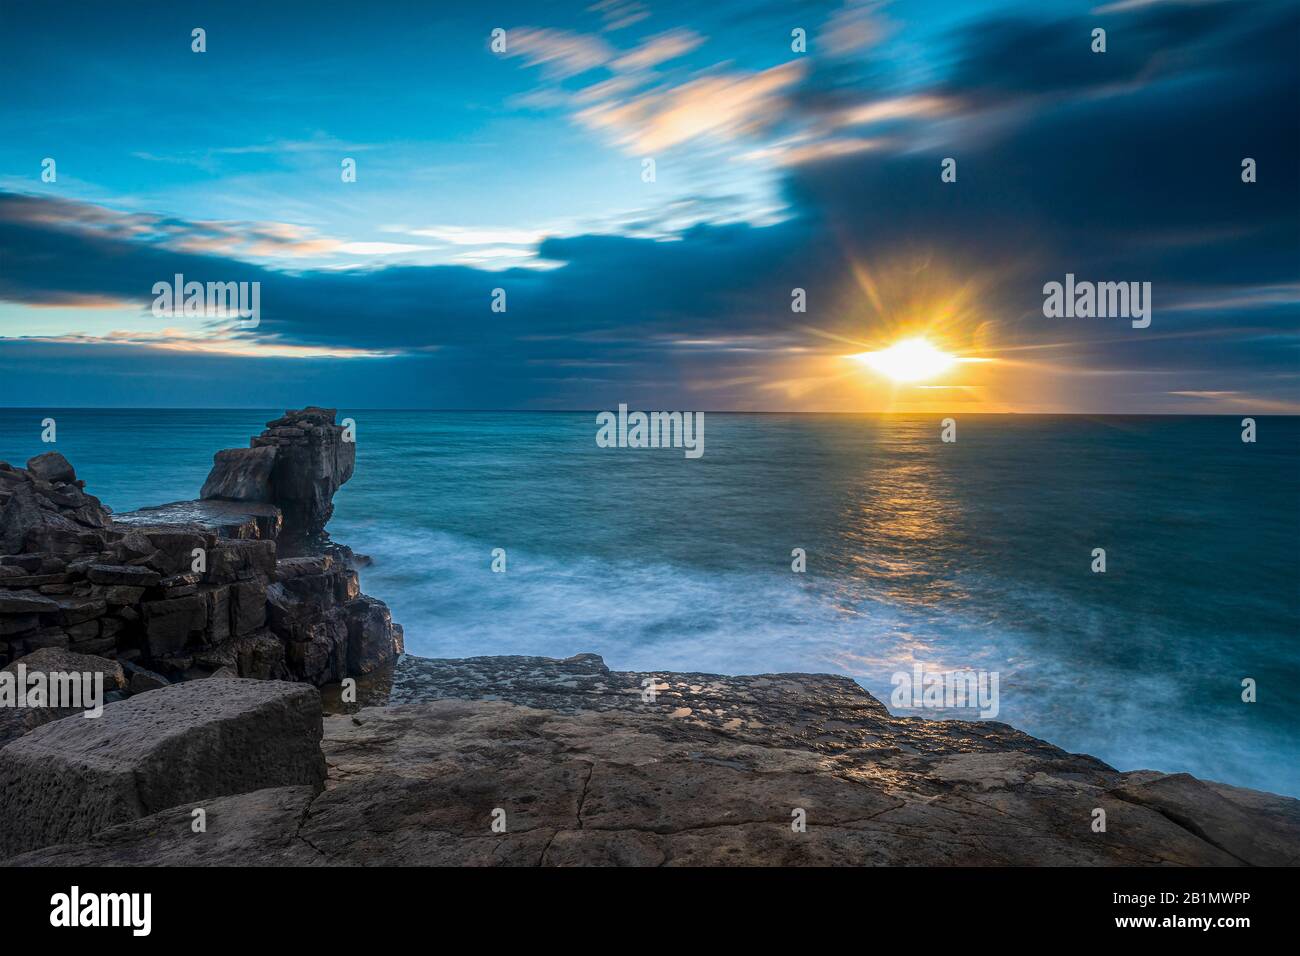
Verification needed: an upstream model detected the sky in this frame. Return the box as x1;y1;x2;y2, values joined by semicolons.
0;0;1296;411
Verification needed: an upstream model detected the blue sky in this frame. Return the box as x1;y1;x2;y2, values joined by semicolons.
0;0;1296;410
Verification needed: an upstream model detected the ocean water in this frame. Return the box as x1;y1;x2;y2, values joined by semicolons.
1;409;1297;796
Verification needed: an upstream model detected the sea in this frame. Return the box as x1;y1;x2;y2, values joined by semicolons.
1;409;1296;796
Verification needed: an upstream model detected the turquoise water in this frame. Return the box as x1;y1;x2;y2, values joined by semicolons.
1;409;1296;796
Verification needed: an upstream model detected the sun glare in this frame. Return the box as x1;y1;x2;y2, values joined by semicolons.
852;337;957;383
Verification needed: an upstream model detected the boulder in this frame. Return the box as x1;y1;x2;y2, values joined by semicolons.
1;786;321;867
0;485;91;555
200;446;277;502
25;452;75;485
0;678;326;857
345;596;404;675
122;660;170;695
0;647;126;747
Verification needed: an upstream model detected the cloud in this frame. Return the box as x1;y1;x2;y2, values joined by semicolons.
2;0;1296;413
505;27;614;79
589;0;650;32
611;28;705;71
577;61;804;153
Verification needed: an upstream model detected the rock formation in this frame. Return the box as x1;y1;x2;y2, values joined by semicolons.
0;678;325;858
0;409;401;685
201;406;354;546
3;654;1297;866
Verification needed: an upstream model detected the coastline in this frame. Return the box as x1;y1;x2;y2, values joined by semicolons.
5;650;1299;866
1;408;1296;866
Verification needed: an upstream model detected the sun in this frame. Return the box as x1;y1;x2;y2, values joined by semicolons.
851;337;957;383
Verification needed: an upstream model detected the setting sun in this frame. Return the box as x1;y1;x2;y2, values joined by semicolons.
851;337;957;383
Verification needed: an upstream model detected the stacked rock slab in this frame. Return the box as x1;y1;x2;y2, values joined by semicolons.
0;410;401;692
202;405;355;548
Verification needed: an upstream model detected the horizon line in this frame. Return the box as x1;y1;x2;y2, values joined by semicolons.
0;407;1290;417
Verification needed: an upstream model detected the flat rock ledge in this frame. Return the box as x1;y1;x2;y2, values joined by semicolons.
5;654;1298;867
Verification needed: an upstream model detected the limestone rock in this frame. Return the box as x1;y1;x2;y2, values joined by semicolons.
1;786;321;867
141;594;207;657
4;654;1297;867
114;500;281;541
87;564;161;587
200;446;277;502
0;590;59;615
1110;772;1300;866
0;647;126;747
0;678;326;857
25;452;75;485
1;426;398;685
345;596;404;675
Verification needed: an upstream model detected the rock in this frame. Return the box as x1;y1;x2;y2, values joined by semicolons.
122;661;170;695
204;587;231;644
54;597;107;625
209;540;276;583
87;564;161;587
0;424;399;686
345;596;404;675
275;555;333;579
0;678;326;857
1111;772;1300;866
200;446;277;503
99;585;145;605
19;629;70;653
297;654;1293;867
0;573;69;588
232;630;287;680
262;408;354;542
0;615;39;637
0;485;89;555
114;500;281;541
25;452;75;484
159;572;200;597
3;652;1297;867
230;579;267;635
141;594;207;657
0;648;126;747
0;590;59;614
65;620;99;641
1;787;321;866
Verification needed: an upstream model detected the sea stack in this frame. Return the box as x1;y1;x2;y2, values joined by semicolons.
201;405;355;547
0;408;401;686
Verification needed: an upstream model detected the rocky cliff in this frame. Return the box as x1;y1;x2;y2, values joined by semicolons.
2;653;1297;866
0;408;401;702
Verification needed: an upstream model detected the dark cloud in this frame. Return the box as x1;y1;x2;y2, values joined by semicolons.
1;0;1296;410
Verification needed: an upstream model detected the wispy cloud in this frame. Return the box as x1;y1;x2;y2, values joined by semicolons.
506;27;614;78
611;28;705;71
577;61;804;153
